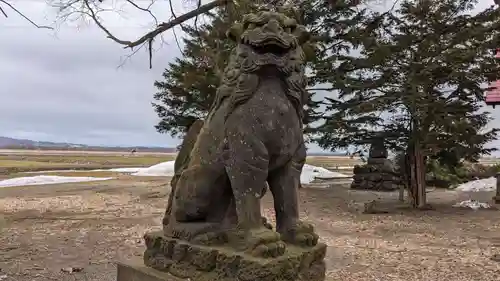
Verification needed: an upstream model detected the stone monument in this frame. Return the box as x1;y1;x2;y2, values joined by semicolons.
117;8;326;281
351;137;398;191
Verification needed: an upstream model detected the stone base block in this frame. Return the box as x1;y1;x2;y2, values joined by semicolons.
350;180;397;191
142;231;326;281
493;196;500;204
117;259;184;281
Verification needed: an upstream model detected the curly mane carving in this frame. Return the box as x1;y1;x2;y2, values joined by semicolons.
208;10;310;123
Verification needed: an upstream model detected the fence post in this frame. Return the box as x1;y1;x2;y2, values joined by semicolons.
494;173;500;204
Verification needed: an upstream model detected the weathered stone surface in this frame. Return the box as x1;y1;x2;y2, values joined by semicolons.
351;140;397;191
142;231;326;281
125;7;327;281
161;7;320;259
347;200;392;214
368;137;388;159
366;158;394;169
117;260;185;281
163;119;204;227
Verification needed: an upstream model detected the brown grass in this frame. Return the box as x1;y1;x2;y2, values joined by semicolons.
0;153;174;175
0;151;360;173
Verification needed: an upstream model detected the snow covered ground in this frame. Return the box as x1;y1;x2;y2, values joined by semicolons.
300;164;350;184
453;177;497;209
128;162;350;182
1;161;351;187
454;177;496;192
131;161;175;177
0;175;112;188
2;160;498;211
452;200;491;210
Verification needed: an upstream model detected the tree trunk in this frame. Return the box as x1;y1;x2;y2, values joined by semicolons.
408;147;417;207
414;146;426;208
407;142;426;208
398;183;405;202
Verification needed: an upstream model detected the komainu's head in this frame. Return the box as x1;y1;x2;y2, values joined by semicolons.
226;10;310;74
209;9;310;122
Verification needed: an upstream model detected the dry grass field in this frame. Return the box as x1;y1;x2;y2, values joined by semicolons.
0;149;175;177
0;150;500;281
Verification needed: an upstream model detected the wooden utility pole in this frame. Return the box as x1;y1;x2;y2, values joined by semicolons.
485;49;500;203
492;172;500;204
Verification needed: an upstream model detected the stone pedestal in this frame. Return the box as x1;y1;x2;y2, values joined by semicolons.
116;9;326;281
128;231;326;281
350;139;398;191
117;260;185;281
350;158;398;191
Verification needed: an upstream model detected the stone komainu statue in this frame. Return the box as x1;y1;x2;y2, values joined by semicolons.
162;9;319;258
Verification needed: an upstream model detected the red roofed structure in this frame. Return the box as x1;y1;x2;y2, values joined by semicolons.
485;49;500;108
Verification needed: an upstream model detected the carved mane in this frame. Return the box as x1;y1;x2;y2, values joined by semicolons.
207;12;309;124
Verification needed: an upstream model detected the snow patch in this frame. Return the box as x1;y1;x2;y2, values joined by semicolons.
300;164;350;184
122;161;349;184
0;175;112;188
131;161;175;177
97;167;143;173
17;161;349;185
453;200;491;210
455;177;496;192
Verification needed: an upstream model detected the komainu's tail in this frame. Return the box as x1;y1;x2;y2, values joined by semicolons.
173;120;205;180
162;119;204;227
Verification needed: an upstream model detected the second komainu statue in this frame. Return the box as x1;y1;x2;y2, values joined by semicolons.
136;7;327;281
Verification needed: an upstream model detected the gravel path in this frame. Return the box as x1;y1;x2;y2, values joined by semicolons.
0;177;499;281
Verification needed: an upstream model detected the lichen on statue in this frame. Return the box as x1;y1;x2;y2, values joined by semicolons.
162;9;319;258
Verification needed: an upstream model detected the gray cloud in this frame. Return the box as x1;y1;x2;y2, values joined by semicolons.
0;0;498;154
0;2;184;147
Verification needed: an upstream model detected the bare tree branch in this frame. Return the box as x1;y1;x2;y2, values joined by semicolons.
168;0;180;25
193;0;202;31
167;0;188;56
82;0;229;49
171;21;186;57
55;0;229;67
125;0;158;26
117;40;148;69
0;0;53;29
308;87;335;91
0;5;7;17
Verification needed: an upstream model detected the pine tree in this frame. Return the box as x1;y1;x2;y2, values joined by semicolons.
316;0;500;207
152;8;235;137
152;0;372;138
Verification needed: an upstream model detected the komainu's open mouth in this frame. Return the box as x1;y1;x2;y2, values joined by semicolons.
251;43;290;56
243;35;291;56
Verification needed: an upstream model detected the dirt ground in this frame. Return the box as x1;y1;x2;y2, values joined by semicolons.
1;175;500;281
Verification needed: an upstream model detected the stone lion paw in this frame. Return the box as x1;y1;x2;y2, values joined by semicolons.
261;216;273;230
250;240;286;258
244;227;286;258
191;231;225;245
293;232;319;247
281;220;319;247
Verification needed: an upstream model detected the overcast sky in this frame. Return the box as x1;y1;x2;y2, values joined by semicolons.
0;0;499;153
